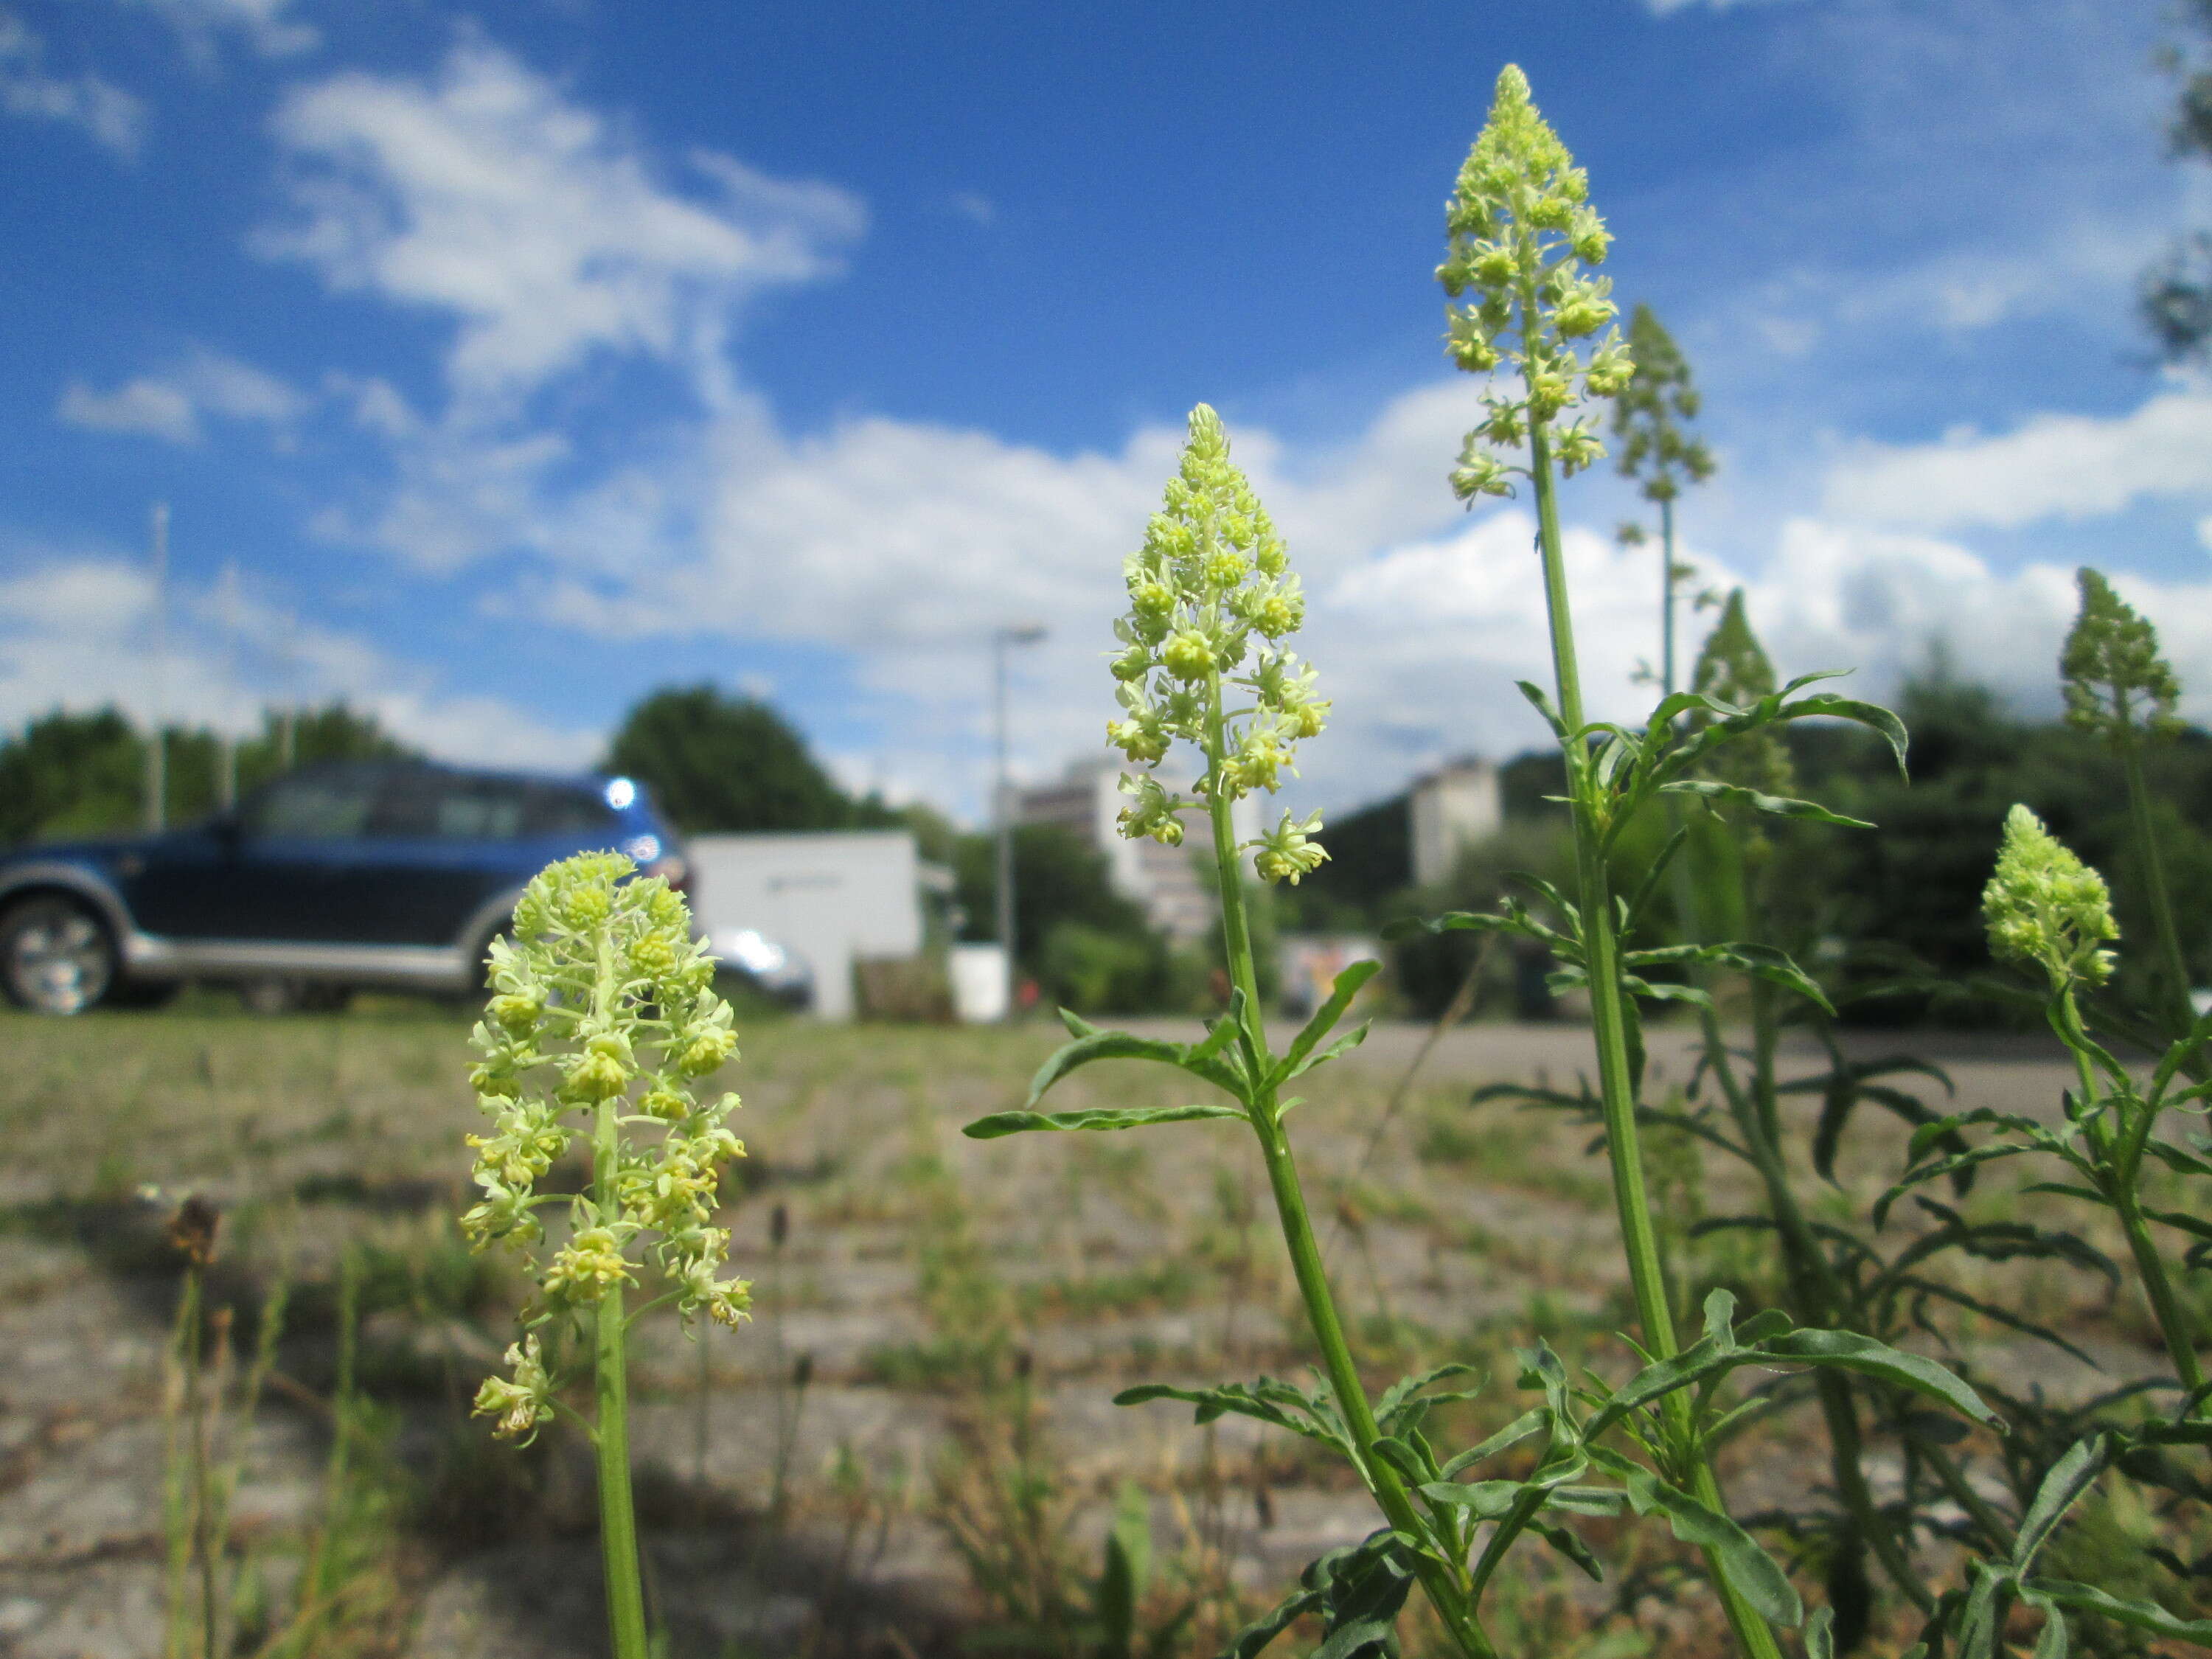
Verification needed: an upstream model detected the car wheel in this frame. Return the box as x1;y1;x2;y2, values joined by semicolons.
238;976;305;1016
0;895;119;1015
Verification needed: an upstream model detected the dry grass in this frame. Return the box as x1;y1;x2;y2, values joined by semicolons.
0;998;2171;1657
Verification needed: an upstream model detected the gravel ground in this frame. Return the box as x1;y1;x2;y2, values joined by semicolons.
0;1004;2154;1658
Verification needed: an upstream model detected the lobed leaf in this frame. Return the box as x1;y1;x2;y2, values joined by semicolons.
964;1103;1247;1139
1599;1451;1803;1627
1018;1023;1248;1110
2026;1581;2212;1648
1658;777;1874;830
1270;959;1383;1086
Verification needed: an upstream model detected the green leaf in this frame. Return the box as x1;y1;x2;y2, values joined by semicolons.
1758;1329;2000;1428
1517;678;1570;742
1271;960;1382;1086
1875;1144;2036;1228
1098;1483;1150;1659
2146;1205;2212;1244
1373;1362;1481;1436
1370;1435;1436;1486
2143;1138;2212;1181
1218;1585;1320;1659
1618;827;1689;938
1782;693;1910;776
1659;777;1874;830
1020;1026;1246;1110
2027;1579;2212;1646
2015;1436;2110;1572
1436;1408;1547;1478
1531;1520;1605;1583
1419;1478;1524;1518
1114;1379;1354;1458
1610;1457;1802;1627
964;1103;1247;1139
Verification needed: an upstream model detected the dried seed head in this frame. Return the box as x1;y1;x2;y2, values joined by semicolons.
166;1194;220;1268
1983;804;2118;992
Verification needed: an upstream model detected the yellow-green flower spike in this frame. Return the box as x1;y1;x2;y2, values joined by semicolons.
1108;404;1331;883
1983;804;2119;993
1439;64;1633;501
2062;567;2183;744
463;850;753;1439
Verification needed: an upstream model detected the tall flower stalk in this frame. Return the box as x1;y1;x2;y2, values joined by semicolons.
970;406;1503;1659
1430;67;1945;1657
1437;65;1787;1659
1612;303;1715;699
2062;568;2195;1038
461;852;753;1659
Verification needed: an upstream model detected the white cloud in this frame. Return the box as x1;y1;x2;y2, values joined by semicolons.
1822;386;2212;530
0;550;595;768
1646;0;1809;14
58;378;198;443
127;0;317;60
950;191;995;226
0;9;144;157
259;42;864;406
58;348;305;445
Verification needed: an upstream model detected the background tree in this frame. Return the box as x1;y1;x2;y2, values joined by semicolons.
1612;302;1716;695
950;823;1176;1012
0;702;410;844
602;684;866;833
2142;0;2212;361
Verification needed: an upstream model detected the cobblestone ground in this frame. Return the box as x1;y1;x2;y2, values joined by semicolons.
0;1006;2141;1658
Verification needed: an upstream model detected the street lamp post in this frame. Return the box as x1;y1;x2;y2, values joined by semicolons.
144;501;168;833
992;623;1047;1021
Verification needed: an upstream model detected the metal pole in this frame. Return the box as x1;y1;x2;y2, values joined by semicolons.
218;560;240;811
991;625;1046;1021
145;501;168;832
993;631;1014;1020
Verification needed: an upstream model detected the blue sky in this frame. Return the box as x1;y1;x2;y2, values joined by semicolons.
1;0;2206;820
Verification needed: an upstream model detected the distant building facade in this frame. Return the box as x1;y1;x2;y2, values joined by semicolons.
1018;756;1259;942
1408;757;1502;887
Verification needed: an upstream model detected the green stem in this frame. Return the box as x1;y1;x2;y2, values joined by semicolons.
1714;846;1933;1613
2118;720;2194;1041
1527;412;1784;1659
2056;992;2205;1407
1200;679;1495;1659
185;1267;218;1659
588;928;650;1659
1660;494;1677;700
594;1099;650;1659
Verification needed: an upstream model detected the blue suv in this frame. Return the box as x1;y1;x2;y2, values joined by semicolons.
0;760;687;1015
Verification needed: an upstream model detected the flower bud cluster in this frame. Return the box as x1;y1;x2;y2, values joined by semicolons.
1436;65;1634;501
1983;804;2119;993
465;851;752;1439
1106;405;1331;883
2062;568;2183;745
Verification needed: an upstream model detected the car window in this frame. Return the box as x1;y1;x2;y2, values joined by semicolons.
364;775;616;841
518;785;618;836
241;774;376;838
